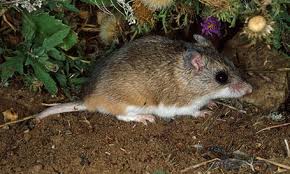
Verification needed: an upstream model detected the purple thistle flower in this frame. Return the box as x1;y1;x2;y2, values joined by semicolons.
200;17;222;37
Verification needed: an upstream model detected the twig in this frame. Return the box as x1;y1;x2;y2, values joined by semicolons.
41;103;61;106
80;165;85;174
256;122;290;134
94;0;113;16
285;139;290;158
180;158;220;173
111;0;125;17
244;159;255;172
3;14;17;32
246;68;290;72
101;0;114;15
80;27;100;32
256;157;290;170
66;55;91;63
215;101;247;114
0;115;36;128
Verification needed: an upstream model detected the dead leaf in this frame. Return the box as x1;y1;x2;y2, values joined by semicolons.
2;109;18;122
79;10;89;20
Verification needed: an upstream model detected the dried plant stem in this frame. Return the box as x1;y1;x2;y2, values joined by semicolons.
41;103;61;106
285;139;290;158
256;122;290;134
0;115;36;128
246;68;290;72
3;14;16;32
199;0;230;9
215;101;247;114
256;157;290;170
180;158;220;173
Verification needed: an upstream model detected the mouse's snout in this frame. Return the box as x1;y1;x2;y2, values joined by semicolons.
229;81;253;97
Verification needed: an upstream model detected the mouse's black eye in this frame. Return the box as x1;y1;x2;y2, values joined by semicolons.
215;71;228;85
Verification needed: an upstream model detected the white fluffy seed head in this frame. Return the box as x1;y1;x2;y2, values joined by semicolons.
140;0;174;11
99;15;122;45
241;14;274;40
248;15;267;32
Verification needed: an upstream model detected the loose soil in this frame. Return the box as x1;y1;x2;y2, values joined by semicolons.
0;81;289;174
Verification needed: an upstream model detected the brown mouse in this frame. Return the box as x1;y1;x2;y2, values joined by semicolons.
34;35;252;124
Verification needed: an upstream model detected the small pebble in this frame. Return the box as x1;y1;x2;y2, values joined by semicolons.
23;133;31;142
267;111;286;121
29;164;43;173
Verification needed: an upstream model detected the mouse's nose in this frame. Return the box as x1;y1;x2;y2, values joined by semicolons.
244;83;253;95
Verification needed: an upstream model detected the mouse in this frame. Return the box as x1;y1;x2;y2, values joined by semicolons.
34;35;252;124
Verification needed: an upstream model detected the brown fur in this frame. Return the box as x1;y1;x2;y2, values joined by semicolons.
83;35;242;113
34;35;251;121
84;95;126;115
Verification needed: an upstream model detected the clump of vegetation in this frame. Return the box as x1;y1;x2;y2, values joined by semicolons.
0;0;90;96
1;11;81;94
0;0;289;96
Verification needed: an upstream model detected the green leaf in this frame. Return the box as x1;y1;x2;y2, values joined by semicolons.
48;48;65;61
43;27;70;50
60;1;80;13
28;12;78;50
36;53;49;63
230;16;237;28
0;54;25;82
25;56;32;66
55;73;67;87
22;12;78;51
28;13;70;41
69;77;88;85
31;62;58;94
33;47;46;56
193;0;200;15
0;47;3;55
60;30;78;51
43;61;59;72
22;13;36;42
30;13;67;37
46;1;58;10
80;0;116;6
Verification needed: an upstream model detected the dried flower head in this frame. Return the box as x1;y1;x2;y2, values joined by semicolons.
99;15;123;45
140;0;174;11
132;0;155;26
199;0;231;11
201;16;222;37
241;15;274;41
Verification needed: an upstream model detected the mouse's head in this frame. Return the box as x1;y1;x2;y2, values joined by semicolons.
182;35;252;99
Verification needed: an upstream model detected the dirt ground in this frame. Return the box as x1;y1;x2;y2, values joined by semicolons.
0;80;290;174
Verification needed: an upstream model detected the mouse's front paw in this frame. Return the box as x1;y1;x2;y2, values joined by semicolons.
135;115;156;125
191;110;213;118
207;100;218;110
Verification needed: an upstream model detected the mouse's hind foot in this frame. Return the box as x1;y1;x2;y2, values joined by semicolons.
116;114;156;125
191;110;213;118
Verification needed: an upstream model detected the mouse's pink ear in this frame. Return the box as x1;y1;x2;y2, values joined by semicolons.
191;52;204;71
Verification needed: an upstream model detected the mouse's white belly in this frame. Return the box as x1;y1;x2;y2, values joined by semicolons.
125;99;209;118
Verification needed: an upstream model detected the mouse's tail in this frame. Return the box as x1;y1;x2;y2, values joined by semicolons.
35;102;87;119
